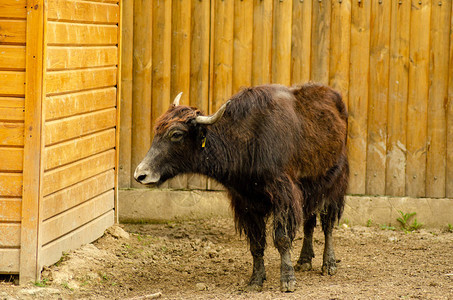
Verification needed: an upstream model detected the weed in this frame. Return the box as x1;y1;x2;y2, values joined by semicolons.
340;218;350;227
55;251;69;266
447;223;453;233
397;211;423;232
366;219;373;227
380;224;396;231
61;282;73;291
34;278;48;287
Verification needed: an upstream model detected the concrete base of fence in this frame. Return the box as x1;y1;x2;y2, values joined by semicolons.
119;189;453;228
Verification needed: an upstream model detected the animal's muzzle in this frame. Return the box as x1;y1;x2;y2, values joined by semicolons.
134;163;160;185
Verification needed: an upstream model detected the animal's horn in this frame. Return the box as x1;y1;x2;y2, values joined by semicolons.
173;92;183;106
195;101;230;125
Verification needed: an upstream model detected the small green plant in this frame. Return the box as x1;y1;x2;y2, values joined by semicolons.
380;224;396;231
447;223;453;233
34;278;48;287
397;210;423;232
61;282;73;291
366;219;373;227
55;251;69;266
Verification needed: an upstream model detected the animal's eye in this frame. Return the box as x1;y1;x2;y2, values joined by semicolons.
170;130;184;142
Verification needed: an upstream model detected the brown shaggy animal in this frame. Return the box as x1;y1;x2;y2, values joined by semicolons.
134;83;349;292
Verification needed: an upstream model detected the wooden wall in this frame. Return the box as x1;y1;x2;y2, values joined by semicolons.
39;0;120;269
119;0;451;199
0;0;27;274
0;0;121;282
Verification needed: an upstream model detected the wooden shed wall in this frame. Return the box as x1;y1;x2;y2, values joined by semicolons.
0;0;121;281
40;0;120;268
0;0;27;274
120;0;453;199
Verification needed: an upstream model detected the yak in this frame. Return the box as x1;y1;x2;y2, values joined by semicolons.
134;82;349;292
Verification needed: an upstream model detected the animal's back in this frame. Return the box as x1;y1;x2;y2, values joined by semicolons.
290;82;348;179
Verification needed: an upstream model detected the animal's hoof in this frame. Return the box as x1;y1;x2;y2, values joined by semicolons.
294;262;312;272
321;263;337;276
244;283;263;292
280;278;296;292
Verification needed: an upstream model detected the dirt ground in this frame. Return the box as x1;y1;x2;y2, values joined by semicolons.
1;217;453;299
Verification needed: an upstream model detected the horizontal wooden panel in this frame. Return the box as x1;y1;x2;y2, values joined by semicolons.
48;0;119;23
47;46;118;70
0;20;26;44
41;190;114;244
0;0;26;19
0;97;24;121
43;149;115;196
46;66;117;94
0;147;23;171
0;198;21;222
0;122;23;146
0;46;25;70
42;170;114;220
85;0;119;3
45;87;116;120
0;107;24;121
45;108;116;145
45;128;116;170
0;71;25;96
40;210;114;268
0;223;20;247
0;248;20;273
47;22;118;45
0;173;22;197
0;97;24;108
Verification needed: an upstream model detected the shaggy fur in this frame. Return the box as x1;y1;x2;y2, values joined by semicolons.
135;82;349;292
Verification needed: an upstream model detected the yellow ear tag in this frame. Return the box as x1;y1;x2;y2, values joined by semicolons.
201;137;206;148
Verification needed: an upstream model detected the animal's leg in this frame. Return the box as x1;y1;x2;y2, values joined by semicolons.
320;206;338;275
246;233;266;291
243;216;267;292
274;223;296;292
295;214;316;272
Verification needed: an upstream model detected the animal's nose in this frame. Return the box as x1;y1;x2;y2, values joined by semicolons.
136;173;147;183
134;165;160;184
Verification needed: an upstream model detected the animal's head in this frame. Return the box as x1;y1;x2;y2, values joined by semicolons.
134;93;229;185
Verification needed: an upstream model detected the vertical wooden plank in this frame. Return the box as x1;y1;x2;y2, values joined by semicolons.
272;0;293;85
170;0;191;189
252;0;273;85
447;1;453;197
119;0;133;188
386;0;411;196
20;0;45;284
310;0;331;84
426;0;450;198
208;0;234;191
131;0;152;188
152;0;174;189
329;0;351;108
212;0;234;112
291;0;312;85
171;0;191;104
232;0;253;91
347;0;371;195
152;0;172;122
114;0;123;223
406;0;431;197
366;0;391;195
190;0;210;112
188;0;211;190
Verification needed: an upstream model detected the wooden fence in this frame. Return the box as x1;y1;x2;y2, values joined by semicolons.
119;0;453;199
